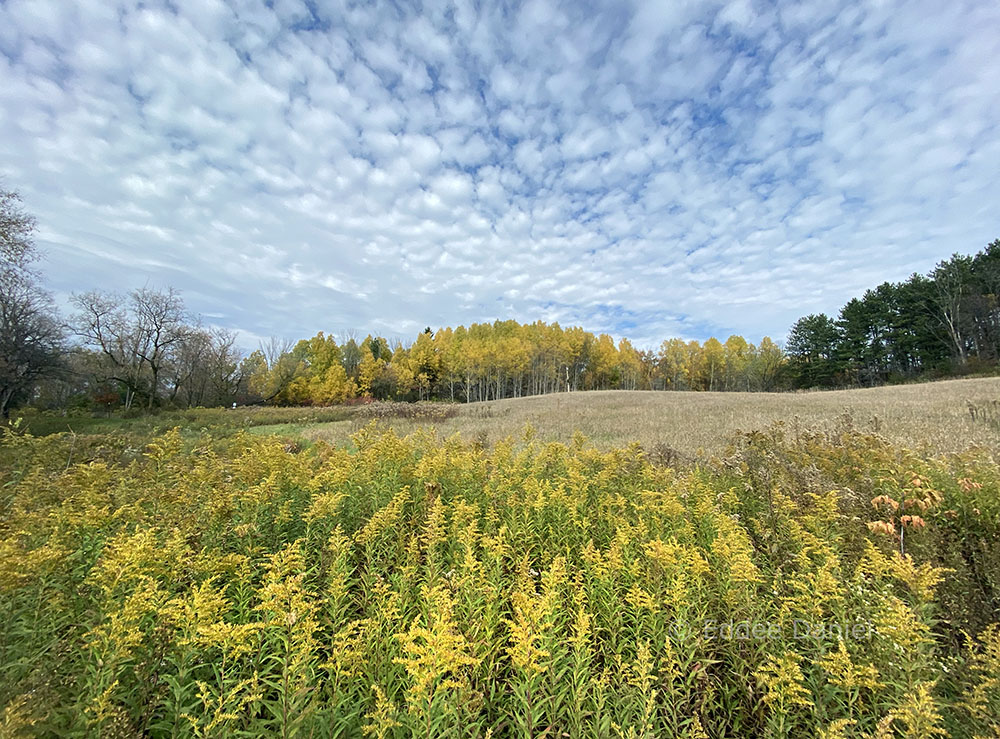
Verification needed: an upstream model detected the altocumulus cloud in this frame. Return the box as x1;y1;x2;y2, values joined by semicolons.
1;0;998;347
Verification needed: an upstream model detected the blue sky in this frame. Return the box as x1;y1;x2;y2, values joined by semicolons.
1;0;998;349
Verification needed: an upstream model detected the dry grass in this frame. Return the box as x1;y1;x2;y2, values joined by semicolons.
265;376;1000;456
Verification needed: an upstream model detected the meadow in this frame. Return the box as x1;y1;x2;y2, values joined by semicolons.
1;380;999;736
266;377;1000;457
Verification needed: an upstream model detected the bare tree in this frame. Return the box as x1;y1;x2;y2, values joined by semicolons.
0;187;63;418
132;287;189;409
166;327;213;406
166;326;245;406
206;328;246;402
339;331;362;379
72;287;192;410
0;188;38;270
0;272;64;417
71;291;147;409
263;336;293;369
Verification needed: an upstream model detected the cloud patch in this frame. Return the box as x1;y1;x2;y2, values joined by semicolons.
1;0;998;349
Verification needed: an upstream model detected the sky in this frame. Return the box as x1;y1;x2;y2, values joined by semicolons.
1;0;998;349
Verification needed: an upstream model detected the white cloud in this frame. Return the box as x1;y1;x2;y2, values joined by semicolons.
0;0;998;350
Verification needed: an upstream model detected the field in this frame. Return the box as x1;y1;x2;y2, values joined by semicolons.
254;377;1000;457
19;377;1000;456
2;379;1000;736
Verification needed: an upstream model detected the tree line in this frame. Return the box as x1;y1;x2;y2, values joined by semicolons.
245;323;789;406
785;240;1000;387
32;313;791;412
2;184;998;416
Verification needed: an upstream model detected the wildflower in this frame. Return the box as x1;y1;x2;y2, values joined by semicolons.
756;651;814;710
420;494;447;568
885;553;947;603
710;520;761;586
687;715;710;739
625;584;658;612
304;490;346;524
182;674;263;738
320;619;367;684
393;585;479;709
873;595;932;653
818;639;881;692
817;718;855;739
505;590;553;676
168;577;262;659
886;682;947;737
356;487;410;548
362;685;401;739
0;693;38;736
0;538;67;593
957;623;1000;729
570;605;592;650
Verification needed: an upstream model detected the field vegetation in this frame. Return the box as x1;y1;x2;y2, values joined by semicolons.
20;376;1000;458
2;387;999;736
262;378;1000;458
15;404;357;439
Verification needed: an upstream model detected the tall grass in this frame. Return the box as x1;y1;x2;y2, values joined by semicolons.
15;404;356;437
295;377;1000;456
0;420;998;736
